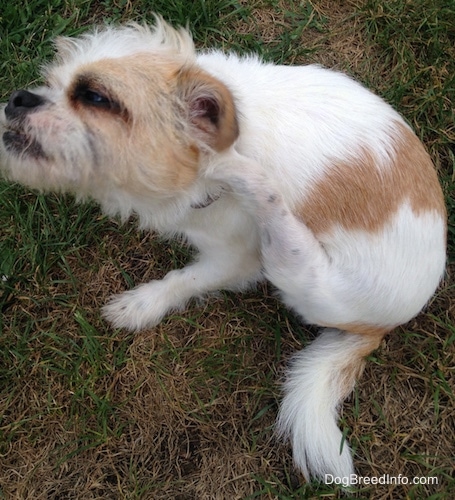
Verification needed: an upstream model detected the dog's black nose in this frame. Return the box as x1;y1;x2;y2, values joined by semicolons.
5;90;46;119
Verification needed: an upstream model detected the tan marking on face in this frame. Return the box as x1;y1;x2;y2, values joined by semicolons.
64;54;202;195
296;121;446;235
67;54;181;123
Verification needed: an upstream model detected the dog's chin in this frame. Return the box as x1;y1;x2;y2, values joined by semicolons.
3;129;48;160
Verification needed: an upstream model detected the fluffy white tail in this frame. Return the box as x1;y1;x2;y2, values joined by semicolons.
276;328;384;483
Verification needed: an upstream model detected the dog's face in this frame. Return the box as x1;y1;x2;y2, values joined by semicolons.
0;22;238;200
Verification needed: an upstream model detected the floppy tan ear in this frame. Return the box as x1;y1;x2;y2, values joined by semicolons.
177;67;239;151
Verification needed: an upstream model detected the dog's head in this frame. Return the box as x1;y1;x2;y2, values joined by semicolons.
0;18;238;201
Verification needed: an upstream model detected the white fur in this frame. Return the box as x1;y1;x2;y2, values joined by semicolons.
276;329;361;481
0;19;446;484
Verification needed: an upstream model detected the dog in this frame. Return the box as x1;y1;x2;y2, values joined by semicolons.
0;17;446;483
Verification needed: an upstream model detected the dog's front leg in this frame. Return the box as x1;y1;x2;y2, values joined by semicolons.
102;238;262;332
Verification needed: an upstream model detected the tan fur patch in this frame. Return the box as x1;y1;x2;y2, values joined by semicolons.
337;330;386;398
177;67;239;151
65;54;238;193
297;121;446;235
331;323;390;337
66;54;202;194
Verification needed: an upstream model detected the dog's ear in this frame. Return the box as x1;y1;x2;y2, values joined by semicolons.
177;67;239;151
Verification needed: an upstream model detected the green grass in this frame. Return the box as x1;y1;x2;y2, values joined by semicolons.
0;0;454;498
355;0;455;258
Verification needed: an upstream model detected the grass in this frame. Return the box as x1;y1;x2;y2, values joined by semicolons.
0;0;454;498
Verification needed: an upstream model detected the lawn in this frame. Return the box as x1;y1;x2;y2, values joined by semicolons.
0;0;454;498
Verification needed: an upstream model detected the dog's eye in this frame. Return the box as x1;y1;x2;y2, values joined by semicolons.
84;89;109;105
72;84;118;111
76;88;112;108
71;77;125;117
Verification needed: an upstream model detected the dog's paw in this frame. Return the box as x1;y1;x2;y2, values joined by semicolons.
102;281;179;331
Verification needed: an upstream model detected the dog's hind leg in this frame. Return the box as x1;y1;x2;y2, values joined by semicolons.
213;153;388;481
244;200;387;482
212;155;337;319
213;152;385;328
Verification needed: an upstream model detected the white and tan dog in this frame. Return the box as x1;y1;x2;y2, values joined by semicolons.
0;17;446;483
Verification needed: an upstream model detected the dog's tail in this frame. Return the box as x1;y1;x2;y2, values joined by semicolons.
276;328;386;483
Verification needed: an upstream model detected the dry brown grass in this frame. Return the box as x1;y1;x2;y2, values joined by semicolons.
1;1;454;499
2;239;453;499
